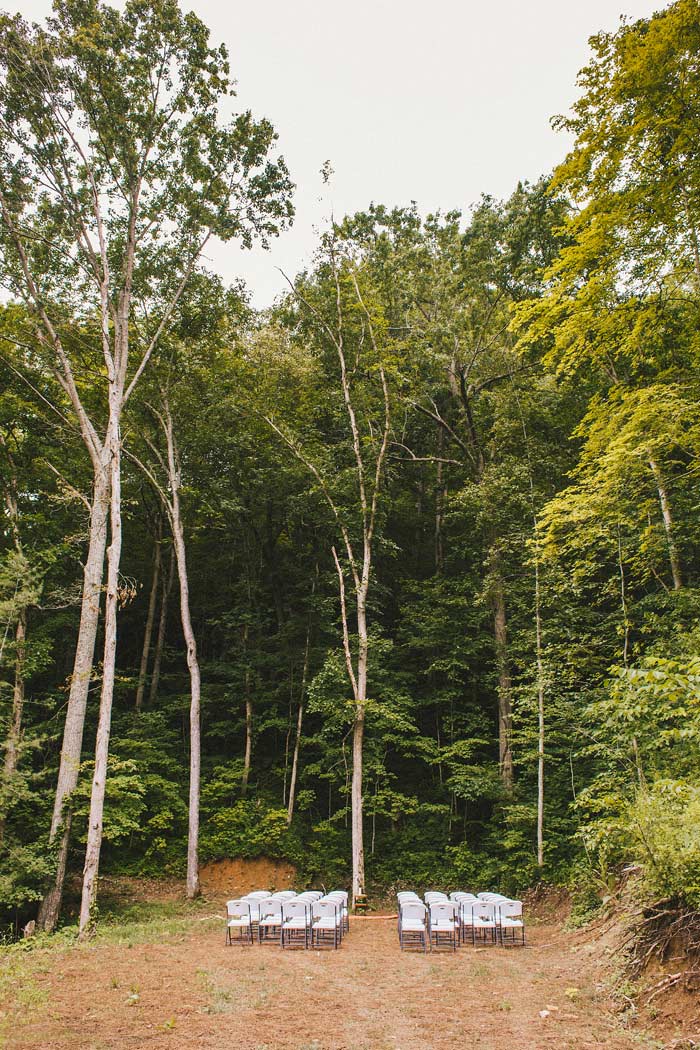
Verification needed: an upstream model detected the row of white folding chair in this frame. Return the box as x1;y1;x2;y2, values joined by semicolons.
397;900;429;951
253;891;346;949
280;893;345;949
227;890;312;943
242;889;296;922
397;899;459;952
454;895;525;945
396;893;524;948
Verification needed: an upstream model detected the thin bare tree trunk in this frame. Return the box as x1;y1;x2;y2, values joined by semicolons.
149;547;175;705
534;552;545;869
172;499;201;899
163;403;202;899
135;522;162;711
648;456;683;591
0;608;26;845
492;566;513;791
351;706;366;903
0;448;27;843
80;419;122;935
38;465;109;932
435;426;445;573
241;664;252;798
287;624;311;825
351;598;368;902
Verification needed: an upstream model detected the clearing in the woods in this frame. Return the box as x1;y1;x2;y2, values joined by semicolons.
1;878;688;1050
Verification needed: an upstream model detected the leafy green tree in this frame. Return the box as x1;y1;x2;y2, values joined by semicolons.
0;0;293;933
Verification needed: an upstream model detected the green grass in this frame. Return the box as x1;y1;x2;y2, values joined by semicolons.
0;951;51;1041
90;894;221;947
0;893;222;961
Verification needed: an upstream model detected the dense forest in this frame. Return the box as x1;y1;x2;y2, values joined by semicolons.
1;0;699;941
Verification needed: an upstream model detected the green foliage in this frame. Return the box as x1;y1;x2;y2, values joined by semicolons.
200;793;302;866
2;0;700;937
628;782;700;908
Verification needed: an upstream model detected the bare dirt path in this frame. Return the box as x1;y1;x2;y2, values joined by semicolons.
4;915;640;1050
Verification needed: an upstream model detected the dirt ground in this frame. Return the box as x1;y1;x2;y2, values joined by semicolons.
4;912;652;1050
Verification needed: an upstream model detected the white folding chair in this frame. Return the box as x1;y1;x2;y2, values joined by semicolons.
471;899;498;945
428;900;459;951
398;901;428;952
312;899;342;949
457;898;477;943
498;900;525;946
325;891;349;934
225;898;253;945
243;892;270;926
281;898;311;949
257;897;283;944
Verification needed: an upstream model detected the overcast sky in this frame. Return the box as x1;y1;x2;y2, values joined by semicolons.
16;0;662;305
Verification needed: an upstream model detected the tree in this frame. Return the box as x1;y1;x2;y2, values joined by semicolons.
264;239;393;904
0;0;293;932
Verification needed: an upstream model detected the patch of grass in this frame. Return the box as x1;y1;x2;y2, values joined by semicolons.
92;895;221;947
197;968;236;1014
0;952;50;1040
471;962;492;977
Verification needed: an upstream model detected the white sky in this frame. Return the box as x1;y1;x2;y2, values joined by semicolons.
17;0;662;306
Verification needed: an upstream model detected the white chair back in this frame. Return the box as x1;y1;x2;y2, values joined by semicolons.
226;898;251;920
429;900;457;923
400;901;426;924
283;899;310;923
313;899;340;922
258;897;283;921
473;899;497;920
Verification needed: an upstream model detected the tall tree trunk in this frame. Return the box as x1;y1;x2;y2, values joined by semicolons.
38;465;109;932
80;419;122;936
534;552;545;869
351;600;368;904
135;522;162;711
648;456;683;591
163;403;202;900
351;706;366;903
0;607;26;844
491;563;513;791
287;624;311;825
149;547;175;705
172;497;201;899
241;666;252;798
0;449;27;844
435;425;445;573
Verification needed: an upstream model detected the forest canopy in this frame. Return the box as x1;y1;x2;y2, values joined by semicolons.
1;0;699;937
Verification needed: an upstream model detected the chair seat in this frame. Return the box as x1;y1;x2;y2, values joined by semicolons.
227;917;251;927
283;918;308;929
312;917;338;929
401;919;426;932
500;917;524;928
431;920;458;930
473;916;496;927
259;916;281;926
